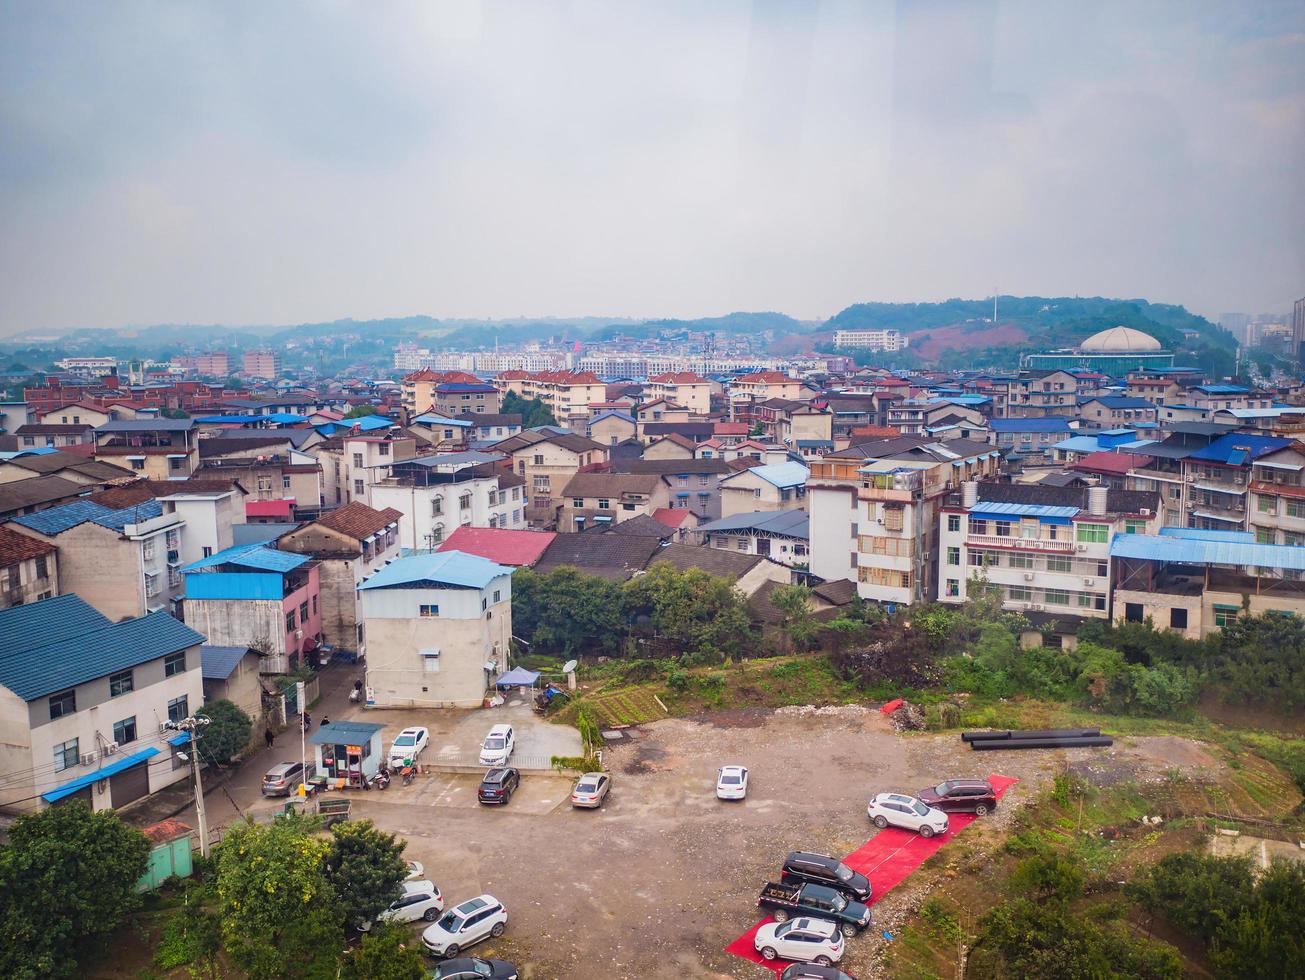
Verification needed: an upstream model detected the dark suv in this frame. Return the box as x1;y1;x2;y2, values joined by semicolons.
477;767;521;805
917;778;997;815
781;851;872;903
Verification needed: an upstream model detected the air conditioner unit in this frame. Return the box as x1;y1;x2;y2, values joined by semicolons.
1084;577;1096;586
1140;508;1151;516
295;629;303;639
1075;544;1087;552
105;741;120;755
80;752;97;766
159;722;173;734
1023;572;1035;581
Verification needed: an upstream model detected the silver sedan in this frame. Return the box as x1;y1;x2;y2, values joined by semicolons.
570;772;612;808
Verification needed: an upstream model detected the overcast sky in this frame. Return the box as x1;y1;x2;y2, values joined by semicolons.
1;0;1302;335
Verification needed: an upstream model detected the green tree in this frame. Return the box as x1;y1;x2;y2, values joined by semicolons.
501;390;558;428
344;404;380;419
196;698;253;764
0;801;150;979
214;814;343;979
771;583;816;650
323;819;409;932
160;407;190;419
340;922;426;980
1009;852;1085;904
1127;852;1255;939
1210;860;1305;980
512;567;629;655
624;562;754;656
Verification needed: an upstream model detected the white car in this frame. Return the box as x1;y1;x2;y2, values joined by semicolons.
478;725;515;767
404;859;425;881
867;792;950;838
389;727;430;768
361;879;444;930
716;765;749;800
753;917;844;966
422;895;508;958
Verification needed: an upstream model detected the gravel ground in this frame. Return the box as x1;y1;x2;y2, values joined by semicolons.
284;707;1213;979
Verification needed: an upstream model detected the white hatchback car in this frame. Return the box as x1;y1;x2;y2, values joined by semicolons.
361;879;444;930
422;895;508;958
389;727;430;768
716;765;749;800
753;917;844;966
867;792;950;838
478;725;515;766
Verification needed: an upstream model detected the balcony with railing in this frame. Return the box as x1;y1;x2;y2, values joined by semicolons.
966;532;1074;552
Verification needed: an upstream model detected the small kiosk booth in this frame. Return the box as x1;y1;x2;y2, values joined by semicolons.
309;721;386;790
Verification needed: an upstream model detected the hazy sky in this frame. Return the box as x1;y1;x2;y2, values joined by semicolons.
1;0;1302;335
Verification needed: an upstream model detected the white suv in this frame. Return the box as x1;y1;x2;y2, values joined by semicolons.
422;895;508;958
478;725;515;766
361;879;444;930
753;917;844;966
867;792;949;838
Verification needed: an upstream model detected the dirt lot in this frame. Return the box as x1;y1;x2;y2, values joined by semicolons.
315;706;1219;979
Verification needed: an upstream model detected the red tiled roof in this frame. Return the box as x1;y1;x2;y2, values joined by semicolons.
650;433;696;450
437;526;556;566
403;369;481;384
649;371;708;384
0;525;57;565
733;371;794;385
850;425;902;439
246;499;295;518
713;422;749;435
651;508;693;528
1070;451;1148;476
312;501;404;540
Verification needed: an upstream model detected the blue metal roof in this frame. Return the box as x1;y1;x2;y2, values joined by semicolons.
1111;533;1305;571
588;410;635;424
201;645;251;680
990;418;1073;433
745;461;809;488
359;549;514;591
1194;384;1249;394
413;413;475;428
0;596;205;701
42;747;160;803
309;721;385;746
695;509;810;538
11;498;165;536
180;542;309;574
1158;526;1255;543
972;501;1081;519
1050;436;1102;454
1188;433;1292;465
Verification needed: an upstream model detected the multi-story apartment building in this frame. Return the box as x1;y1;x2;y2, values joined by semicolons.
645;372;712;415
832;329;907;352
1076;396;1158;429
886;400;986;436
493;430;607;525
94;419;199;480
53;356;118;377
369;451;525;551
196;438;323;511
988;418;1074;462
1247;444;1305;546
0;594;205;812
241;349;282;380
808;437;999;605
0;525;58;608
558;472;673;532
609;457;733;521
729;371;807;421
1181;433;1292;532
719;462;809;518
401;369;501;417
936;482;1161;617
493;370;607;426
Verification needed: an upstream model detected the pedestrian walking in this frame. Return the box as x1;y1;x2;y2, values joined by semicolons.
320;715;329;727
301;711;311;731
264;727;275;749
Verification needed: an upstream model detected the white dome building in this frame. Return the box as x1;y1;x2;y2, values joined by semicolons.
1079;326;1163;353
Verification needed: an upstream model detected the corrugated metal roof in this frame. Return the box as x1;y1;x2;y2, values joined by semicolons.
359;549;514;591
11;497;165;536
309;721;386;745
180;542;309;574
1158;527;1255;543
971;501;1081;519
990;418;1073;433
744;461;809;488
201;645;251;680
1111;533;1305;571
42;747;160;803
96;418;194;432
0;596;204;701
1188;433;1292;465
695;509;810;538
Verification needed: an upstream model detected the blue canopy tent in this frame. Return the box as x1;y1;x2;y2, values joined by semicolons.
495;666;540;689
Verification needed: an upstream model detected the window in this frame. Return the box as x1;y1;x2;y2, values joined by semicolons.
299;601;309;622
533;454;544;465
493;590;501;603
481;597;487;611
53;738;79;773
109;670;134;697
1046;555;1072;573
1008;585;1031;602
432;498;443;516
202;546;213;558
994;521;1012;537
533;476;550;491
1213;606;1238;629
946;547;959;566
1076;523;1109;543
459;493;472;510
5;565;17;590
49;689;76;719
285;611;297;633
167;696;189;723
1258;494;1277;514
1170;608;1188;629
283;475;292;489
1124;519;1146;534
1009;553;1034;569
1125;602;1145;623
113;716;137;745
1255;527;1276;544
35;555;48;578
352;453;364;467
597;498;610;510
164;651;186;677
1288;499;1305;518
970;519;987;535
419;604;439;617
945;578;960;597
378;442;390;456
130;458;145;471
1045;589;1070;605
142;539;156;561
572;498;584;509
354;479;365;496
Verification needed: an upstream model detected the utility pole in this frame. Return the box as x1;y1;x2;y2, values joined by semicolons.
164;716;213;857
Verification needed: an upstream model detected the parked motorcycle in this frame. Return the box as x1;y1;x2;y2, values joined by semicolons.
374;765;391;790
400;764;416;787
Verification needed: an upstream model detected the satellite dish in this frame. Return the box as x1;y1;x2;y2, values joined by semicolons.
562;659;578;674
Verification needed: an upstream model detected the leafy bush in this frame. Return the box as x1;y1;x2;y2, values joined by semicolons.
665;669;690;692
196;699;253;763
154;903;220;969
1126;852;1255;938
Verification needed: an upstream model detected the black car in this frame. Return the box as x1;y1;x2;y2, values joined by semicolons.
431;956;519;979
782;851;872;903
477;767;520;805
780;964;857;980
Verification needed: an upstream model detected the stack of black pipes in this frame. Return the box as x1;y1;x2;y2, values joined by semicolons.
961;728;1113;751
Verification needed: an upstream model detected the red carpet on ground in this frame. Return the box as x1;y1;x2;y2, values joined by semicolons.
724;774;1018;974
